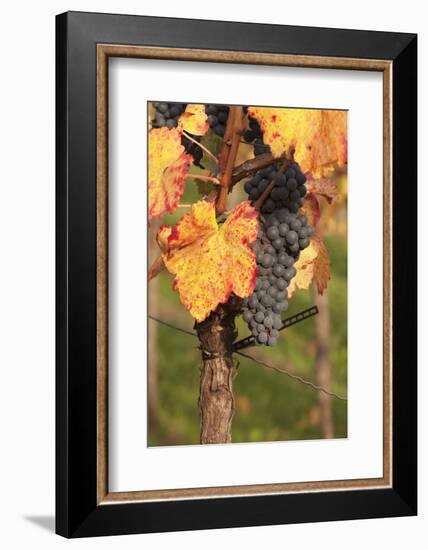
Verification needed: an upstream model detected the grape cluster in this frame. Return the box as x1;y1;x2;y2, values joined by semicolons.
241;163;314;346
243;116;271;157
181;134;204;167
205;104;229;137
152;102;186;129
244;163;307;213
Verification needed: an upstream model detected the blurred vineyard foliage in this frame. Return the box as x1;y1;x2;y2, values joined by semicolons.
148;157;347;446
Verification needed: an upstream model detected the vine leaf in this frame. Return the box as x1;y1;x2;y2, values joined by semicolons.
312;237;331;294
178;104;209;136
301;193;321;227
302;176;338;226
306;177;338;204
160;200;259;322
247;107;347;176
288;234;330;297
148;128;192;220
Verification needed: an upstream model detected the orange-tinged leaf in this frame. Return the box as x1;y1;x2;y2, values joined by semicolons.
163;200;258;322
301;194;321;227
288;235;330;297
247;107;347;176
306;177;338;204
148;128;192;219
313;237;330;294
178;104;209;136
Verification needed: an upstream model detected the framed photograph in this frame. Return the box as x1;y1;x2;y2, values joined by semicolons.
56;11;417;538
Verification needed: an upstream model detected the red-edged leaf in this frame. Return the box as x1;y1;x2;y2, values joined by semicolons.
148;128;192;220
162;200;259;322
178;104;209;136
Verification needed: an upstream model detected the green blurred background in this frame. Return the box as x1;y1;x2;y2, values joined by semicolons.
148;126;347;446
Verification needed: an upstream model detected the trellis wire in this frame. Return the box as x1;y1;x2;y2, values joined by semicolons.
148;313;347;401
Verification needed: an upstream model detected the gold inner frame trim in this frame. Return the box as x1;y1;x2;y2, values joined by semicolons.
96;43;393;505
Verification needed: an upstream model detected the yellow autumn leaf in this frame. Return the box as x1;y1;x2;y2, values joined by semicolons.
288;235;330;297
178;104;209;136
163;200;259;322
148;128;192;220
247;107;347;177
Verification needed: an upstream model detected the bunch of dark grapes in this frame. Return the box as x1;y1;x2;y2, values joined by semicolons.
205;104;229;137
181;134;204;167
152;102;204;167
244;163;307;213
152;102;186;129
241;162;314;346
243;115;271;156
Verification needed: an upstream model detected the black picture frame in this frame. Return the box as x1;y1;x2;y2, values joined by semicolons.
56;10;417;538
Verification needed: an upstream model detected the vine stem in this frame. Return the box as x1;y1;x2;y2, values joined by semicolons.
186;174;221;185
231;152;276;184
216;106;244;214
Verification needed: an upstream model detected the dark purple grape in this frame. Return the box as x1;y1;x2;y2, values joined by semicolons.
266;226;279;240
273;264;285;277
249;188;260;201
278;223;289;237
244;181;253;194
262;253;274;268
287;178;298;191
267;286;277;298
214;124;225;136
272;238;284;250
273;317;282;330
255;311;265;323
286;231;298;244
261;199;275;213
257;332;268;345
275;173;287;186
258;179;269;193
264;316;273;329
218;111;228;123
277;290;287;302
248;296;258;309
276;278;287;290
243;310;253;322
290;218;302;231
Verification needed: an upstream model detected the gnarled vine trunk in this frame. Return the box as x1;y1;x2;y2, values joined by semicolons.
196;303;239;444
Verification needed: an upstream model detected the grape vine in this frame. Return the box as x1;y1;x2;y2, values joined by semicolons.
148;100;346;444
